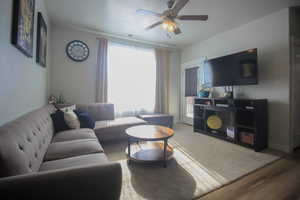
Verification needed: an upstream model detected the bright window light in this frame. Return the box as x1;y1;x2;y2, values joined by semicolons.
107;42;156;117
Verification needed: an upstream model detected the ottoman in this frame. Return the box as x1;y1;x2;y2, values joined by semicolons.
138;114;174;128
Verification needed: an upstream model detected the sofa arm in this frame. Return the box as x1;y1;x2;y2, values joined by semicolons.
0;163;122;200
77;103;115;121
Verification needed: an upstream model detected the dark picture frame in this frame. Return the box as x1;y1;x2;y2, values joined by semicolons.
11;0;35;57
36;12;47;67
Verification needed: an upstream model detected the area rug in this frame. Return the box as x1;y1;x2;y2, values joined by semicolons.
103;124;283;200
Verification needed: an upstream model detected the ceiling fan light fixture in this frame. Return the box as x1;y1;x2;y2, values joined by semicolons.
162;20;177;33
167;24;175;32
137;0;208;35
162;22;169;30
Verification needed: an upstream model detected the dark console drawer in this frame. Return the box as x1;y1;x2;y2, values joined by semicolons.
234;100;255;110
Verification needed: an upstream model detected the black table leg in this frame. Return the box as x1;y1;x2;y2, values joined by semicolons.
163;139;167;168
127;137;131;165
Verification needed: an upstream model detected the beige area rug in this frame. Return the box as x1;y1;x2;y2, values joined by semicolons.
102;124;283;200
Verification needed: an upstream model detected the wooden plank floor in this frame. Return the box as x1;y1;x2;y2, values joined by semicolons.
199;150;300;200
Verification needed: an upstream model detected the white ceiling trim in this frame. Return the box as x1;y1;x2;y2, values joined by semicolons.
53;22;178;50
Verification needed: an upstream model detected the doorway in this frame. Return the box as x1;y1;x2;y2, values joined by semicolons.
181;60;205;125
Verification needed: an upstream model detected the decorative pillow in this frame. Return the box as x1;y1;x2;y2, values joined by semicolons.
50;110;70;133
63;110;80;129
60;105;76;112
74;110;95;129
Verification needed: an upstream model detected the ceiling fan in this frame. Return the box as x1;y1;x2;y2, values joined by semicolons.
136;0;208;35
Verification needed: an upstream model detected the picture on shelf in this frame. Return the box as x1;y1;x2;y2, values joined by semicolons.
226;127;235;139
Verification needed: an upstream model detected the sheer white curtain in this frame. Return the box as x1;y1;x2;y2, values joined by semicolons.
107;42;156;117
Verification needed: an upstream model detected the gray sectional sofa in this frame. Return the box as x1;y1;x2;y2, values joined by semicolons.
77;104;147;142
0;103;147;199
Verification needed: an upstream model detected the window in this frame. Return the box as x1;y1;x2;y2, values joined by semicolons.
107;42;156;117
186;97;194;118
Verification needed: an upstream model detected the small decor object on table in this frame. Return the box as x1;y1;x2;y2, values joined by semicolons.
36;12;47;67
11;0;35;57
126;125;175;168
48;93;69;110
66;40;89;62
198;84;212;98
48;94;57;104
198;90;210;98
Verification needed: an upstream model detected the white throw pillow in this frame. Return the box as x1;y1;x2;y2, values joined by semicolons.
60;105;76;112
64;110;80;129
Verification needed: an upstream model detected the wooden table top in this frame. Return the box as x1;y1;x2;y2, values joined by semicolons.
126;125;174;141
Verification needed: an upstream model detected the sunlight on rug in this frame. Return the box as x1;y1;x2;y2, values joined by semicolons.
119;146;229;200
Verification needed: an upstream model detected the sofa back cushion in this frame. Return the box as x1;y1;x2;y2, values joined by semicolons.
77;103;115;121
0;105;56;177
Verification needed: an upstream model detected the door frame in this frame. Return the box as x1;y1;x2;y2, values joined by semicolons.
180;58;205;125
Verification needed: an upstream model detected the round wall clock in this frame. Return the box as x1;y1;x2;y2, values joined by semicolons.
66;40;89;62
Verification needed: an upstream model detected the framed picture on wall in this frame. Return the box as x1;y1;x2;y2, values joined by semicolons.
11;0;35;57
36;12;47;67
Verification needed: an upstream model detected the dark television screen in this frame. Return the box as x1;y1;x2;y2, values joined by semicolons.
203;49;258;87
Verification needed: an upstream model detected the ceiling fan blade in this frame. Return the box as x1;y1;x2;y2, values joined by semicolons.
172;0;189;14
145;21;163;30
177;15;208;21
136;9;162;17
174;27;182;35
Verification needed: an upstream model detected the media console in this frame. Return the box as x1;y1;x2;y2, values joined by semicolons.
193;98;268;152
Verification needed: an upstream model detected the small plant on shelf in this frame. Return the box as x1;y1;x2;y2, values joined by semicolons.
48;93;67;104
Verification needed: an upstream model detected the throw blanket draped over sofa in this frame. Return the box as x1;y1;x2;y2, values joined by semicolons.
0;103;147;200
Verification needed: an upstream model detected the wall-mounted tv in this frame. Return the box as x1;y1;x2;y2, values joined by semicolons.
203;49;258;87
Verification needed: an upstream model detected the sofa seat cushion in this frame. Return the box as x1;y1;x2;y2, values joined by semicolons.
44;139;104;162
52;129;97;143
39;153;108;172
95;117;146;130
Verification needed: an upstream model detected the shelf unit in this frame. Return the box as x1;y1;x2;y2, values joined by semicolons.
193;98;268;152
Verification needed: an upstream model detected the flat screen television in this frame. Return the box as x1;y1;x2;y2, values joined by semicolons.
203;49;258;87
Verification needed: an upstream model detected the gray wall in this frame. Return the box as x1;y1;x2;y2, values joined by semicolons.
181;9;290;152
0;0;51;126
50;26;98;104
50;25;181;121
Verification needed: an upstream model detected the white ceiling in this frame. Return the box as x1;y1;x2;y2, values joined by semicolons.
45;0;295;47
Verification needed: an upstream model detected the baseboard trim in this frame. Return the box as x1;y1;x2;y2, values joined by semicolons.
269;143;290;153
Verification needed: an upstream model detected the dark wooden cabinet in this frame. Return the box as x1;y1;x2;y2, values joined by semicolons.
193;98;268;152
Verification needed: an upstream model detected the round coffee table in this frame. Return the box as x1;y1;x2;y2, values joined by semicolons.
125;125;175;168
